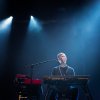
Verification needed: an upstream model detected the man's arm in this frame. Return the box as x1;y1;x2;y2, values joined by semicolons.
67;66;75;76
51;67;57;76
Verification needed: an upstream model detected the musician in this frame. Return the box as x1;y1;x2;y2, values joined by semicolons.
52;52;75;76
45;52;78;100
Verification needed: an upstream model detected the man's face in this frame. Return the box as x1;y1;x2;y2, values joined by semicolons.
58;54;67;64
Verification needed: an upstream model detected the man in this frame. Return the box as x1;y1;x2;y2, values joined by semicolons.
45;52;78;100
51;52;75;76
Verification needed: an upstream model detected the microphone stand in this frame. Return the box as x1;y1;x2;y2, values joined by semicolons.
29;59;56;84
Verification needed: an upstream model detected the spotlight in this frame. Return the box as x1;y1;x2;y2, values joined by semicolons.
28;16;42;33
0;16;13;33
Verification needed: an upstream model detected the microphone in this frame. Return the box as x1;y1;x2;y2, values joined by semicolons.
25;59;57;68
31;59;57;66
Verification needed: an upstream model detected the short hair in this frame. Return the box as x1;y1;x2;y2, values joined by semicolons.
57;52;67;59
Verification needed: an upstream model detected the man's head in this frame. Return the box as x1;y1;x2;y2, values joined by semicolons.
57;52;67;64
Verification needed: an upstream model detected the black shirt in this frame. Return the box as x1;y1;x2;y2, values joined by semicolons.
51;64;75;76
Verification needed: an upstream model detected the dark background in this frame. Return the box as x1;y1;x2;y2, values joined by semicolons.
0;0;100;100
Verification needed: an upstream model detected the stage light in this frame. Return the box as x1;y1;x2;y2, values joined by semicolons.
0;16;13;33
28;16;42;33
30;16;37;26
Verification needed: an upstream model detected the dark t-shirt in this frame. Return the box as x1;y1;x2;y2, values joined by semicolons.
51;64;75;76
51;64;75;91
